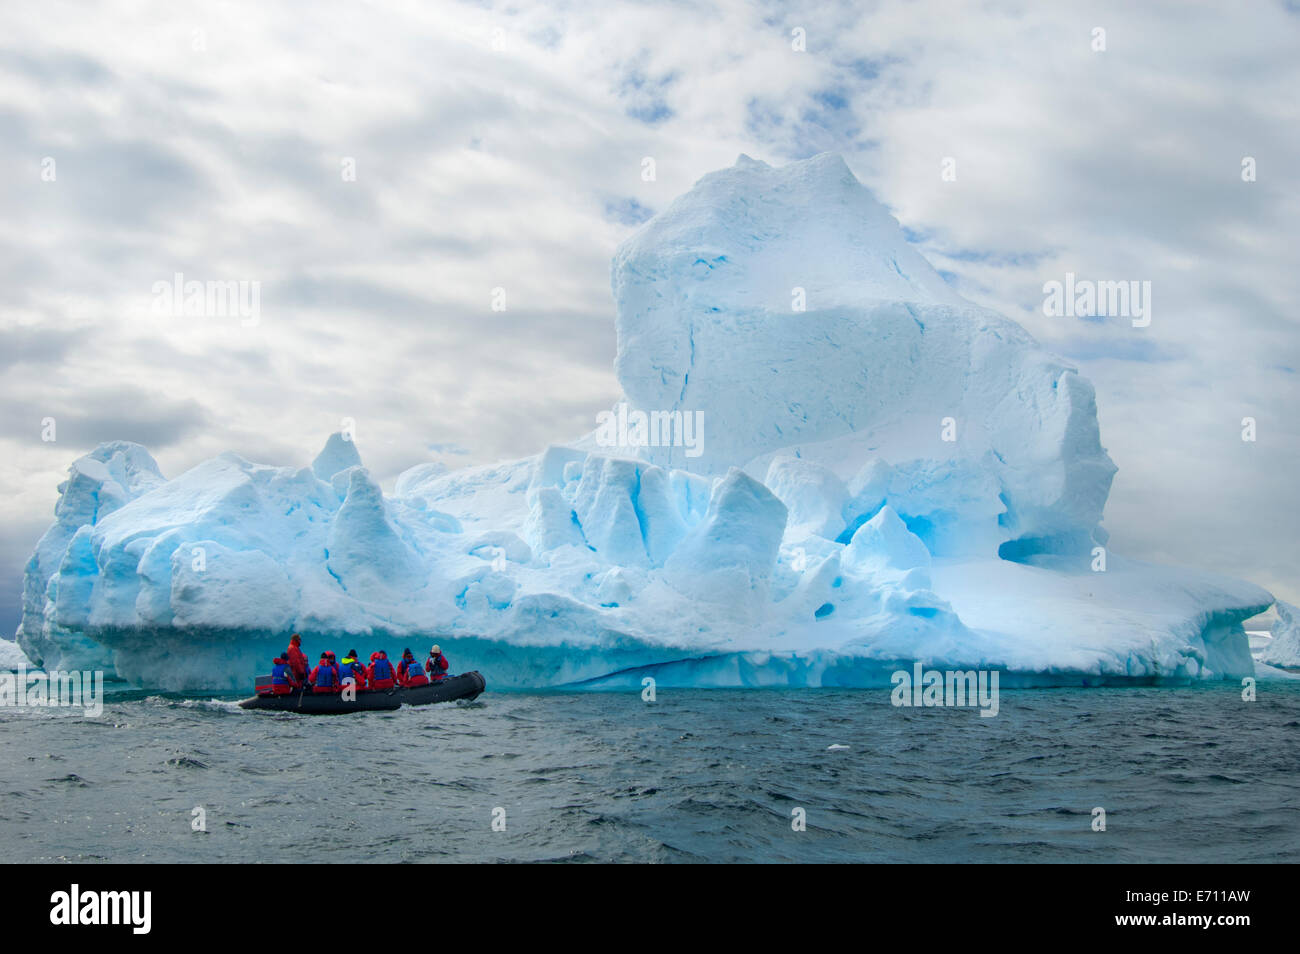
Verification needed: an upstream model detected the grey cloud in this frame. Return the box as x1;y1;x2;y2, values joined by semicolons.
0;387;211;451
0;47;115;87
0;324;91;370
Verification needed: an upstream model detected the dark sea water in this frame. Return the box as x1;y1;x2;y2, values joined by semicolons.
2;683;1297;863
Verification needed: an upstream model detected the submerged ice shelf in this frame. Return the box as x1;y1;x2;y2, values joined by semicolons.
14;153;1282;690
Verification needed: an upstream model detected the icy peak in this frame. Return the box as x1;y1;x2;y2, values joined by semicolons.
614;150;962;321
312;432;363;480
612;151;1116;553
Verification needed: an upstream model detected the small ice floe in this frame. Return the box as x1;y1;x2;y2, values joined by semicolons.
826;743;850;751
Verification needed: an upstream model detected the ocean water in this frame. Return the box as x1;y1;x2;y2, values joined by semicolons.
2;683;1297;863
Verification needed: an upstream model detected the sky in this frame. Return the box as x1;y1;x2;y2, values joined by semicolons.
1;0;1298;637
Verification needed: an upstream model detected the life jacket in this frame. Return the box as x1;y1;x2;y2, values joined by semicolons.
401;658;426;684
271;662;293;686
312;664;339;688
371;657;395;681
339;657;363;681
427;654;448;680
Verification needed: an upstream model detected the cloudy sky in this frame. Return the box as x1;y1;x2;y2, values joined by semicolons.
1;0;1297;635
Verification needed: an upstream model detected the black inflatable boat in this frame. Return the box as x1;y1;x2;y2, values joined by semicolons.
238;671;486;714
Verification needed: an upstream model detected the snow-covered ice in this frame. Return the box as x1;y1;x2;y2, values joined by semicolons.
14;154;1277;690
0;638;32;671
1256;601;1300;668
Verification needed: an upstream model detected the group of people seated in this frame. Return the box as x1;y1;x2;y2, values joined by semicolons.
268;633;451;695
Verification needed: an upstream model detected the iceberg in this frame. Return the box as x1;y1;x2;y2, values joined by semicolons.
1257;601;1300;668
0;638;32;671
14;154;1276;690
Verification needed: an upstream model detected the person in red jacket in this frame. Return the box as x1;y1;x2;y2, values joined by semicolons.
398;648;428;687
309;653;341;693
425;645;450;683
285;633;310;686
367;650;397;690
